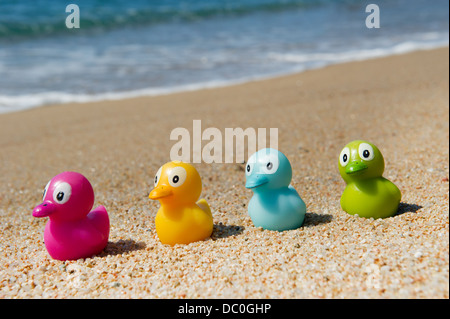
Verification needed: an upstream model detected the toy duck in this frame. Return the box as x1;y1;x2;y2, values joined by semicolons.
338;140;401;219
149;161;213;245
245;148;306;231
32;172;110;261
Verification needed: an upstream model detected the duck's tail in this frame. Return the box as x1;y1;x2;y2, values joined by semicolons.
196;198;212;216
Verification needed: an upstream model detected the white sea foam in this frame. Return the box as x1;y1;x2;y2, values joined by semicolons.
0;79;258;113
268;37;449;65
0;39;448;114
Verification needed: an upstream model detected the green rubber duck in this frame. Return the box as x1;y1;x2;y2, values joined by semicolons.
338;140;401;219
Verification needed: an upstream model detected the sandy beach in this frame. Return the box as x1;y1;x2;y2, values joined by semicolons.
0;47;448;299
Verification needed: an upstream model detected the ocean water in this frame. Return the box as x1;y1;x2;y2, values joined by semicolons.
0;0;448;113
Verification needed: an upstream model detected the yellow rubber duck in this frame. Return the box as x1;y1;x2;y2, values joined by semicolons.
149;161;213;246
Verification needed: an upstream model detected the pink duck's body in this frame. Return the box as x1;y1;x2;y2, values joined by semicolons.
33;172;109;261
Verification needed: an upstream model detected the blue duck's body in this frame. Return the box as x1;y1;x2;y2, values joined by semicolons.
245;148;306;231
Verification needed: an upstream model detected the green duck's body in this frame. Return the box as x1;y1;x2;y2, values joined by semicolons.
341;176;401;219
338;140;401;219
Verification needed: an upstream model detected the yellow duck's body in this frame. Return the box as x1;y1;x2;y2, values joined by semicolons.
149;161;213;246
155;199;213;246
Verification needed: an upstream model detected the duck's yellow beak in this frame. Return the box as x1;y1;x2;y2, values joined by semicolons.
149;185;173;200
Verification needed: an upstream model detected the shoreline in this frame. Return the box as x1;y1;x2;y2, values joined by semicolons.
0;44;448;115
0;47;448;298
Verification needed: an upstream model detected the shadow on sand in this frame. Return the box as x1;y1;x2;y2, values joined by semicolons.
102;239;147;257
302;212;333;227
211;223;245;239
394;202;423;217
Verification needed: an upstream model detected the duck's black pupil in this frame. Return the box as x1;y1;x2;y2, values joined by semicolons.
173;175;179;183
267;162;273;170
56;192;64;201
247;165;250;172
155;176;158;184
343;154;348;162
363;150;370;158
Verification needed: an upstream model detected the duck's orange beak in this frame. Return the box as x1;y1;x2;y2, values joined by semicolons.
149;185;173;200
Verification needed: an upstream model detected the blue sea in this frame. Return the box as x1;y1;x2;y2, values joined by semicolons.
0;0;448;113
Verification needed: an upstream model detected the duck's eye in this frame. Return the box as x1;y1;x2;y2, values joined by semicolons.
56;192;64;201
154;166;162;187
42;181;50;201
261;151;279;174
358;143;375;161
245;163;253;176
339;147;350;167
168;166;187;187
52;182;72;204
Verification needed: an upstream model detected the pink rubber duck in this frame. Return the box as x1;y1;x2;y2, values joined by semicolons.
32;172;110;260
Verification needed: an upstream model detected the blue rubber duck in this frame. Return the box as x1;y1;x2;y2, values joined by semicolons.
245;148;306;231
